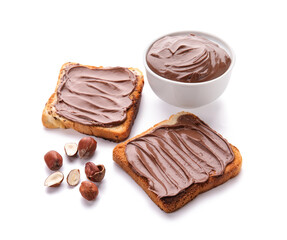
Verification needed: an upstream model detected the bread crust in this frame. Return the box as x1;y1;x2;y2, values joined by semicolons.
42;62;144;142
113;112;242;213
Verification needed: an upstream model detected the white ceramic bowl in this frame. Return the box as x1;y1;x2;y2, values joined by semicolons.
143;31;235;108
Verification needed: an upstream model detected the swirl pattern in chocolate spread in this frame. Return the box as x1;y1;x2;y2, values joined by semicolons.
55;64;137;127
146;34;231;83
125;114;234;198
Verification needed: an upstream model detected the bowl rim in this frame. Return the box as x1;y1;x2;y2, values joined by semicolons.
143;30;235;86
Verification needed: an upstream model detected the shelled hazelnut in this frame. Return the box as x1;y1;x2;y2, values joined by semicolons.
78;137;97;159
79;181;99;201
67;169;80;186
44;150;63;171
64;143;78;157
44;171;64;187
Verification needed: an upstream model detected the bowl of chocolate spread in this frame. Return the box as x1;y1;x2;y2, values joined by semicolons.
144;31;235;108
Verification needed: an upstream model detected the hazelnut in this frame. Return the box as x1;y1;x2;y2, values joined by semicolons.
85;162;99;176
85;162;105;182
44;171;64;187
79;181;98;201
64;143;78;157
78;137;97;159
44;150;63;171
67;169;80;186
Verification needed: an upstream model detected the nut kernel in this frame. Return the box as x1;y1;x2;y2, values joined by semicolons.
67;169;80;186
44;150;63;171
44;171;64;187
78;137;97;159
79;181;98;201
64;143;78;157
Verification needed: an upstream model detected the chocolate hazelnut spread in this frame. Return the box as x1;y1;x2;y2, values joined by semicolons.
55;64;137;127
146;34;231;83
125;114;234;198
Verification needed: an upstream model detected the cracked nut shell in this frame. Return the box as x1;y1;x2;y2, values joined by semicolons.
85;162;105;182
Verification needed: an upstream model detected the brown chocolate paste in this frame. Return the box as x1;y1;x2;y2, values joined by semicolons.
125;114;234;198
146;34;231;83
55;64;137;127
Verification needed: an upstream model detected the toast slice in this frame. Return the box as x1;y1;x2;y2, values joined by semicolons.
113;112;242;213
42;62;144;142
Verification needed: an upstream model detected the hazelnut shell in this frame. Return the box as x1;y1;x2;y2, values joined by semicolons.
85;162;105;182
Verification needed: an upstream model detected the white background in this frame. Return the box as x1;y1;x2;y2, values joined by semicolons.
1;0;286;239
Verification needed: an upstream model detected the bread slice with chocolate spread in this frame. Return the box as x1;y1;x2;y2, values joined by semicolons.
42;62;144;142
113;112;242;213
